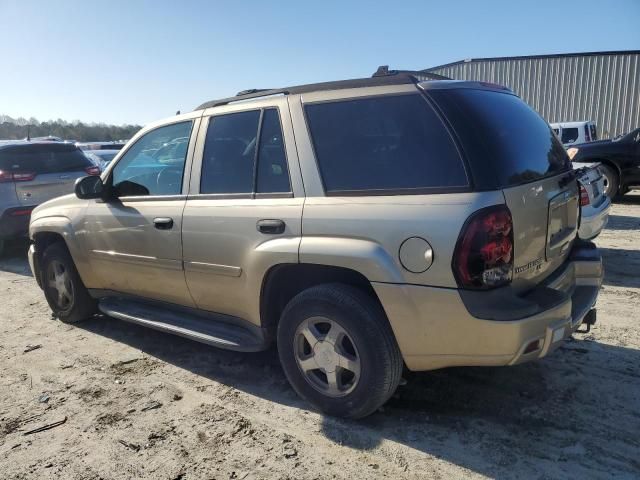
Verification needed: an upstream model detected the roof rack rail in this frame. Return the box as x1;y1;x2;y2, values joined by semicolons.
235;88;274;96
372;65;450;80
194;72;444;111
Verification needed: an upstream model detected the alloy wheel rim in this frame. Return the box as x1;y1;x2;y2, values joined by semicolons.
47;260;74;311
294;316;361;397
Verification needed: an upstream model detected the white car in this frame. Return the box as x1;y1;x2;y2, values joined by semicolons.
551;121;598;146
574;163;610;240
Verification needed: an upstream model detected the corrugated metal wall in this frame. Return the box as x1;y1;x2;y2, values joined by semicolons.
423;52;640;139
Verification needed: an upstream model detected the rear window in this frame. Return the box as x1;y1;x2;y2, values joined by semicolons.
305;94;468;194
428;89;570;190
561;128;579;144
0;144;92;174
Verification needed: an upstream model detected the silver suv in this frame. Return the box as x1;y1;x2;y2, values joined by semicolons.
0;141;99;255
28;75;603;418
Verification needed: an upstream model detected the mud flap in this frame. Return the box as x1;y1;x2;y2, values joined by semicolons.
576;308;597;334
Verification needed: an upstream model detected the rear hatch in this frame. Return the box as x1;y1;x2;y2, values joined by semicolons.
426;85;578;290
0;143;95;206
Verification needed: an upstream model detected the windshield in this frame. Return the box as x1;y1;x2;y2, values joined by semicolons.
428;88;571;190
615;128;640;143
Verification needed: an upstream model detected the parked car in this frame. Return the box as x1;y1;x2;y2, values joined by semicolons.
25;136;63;142
0;141;100;255
550;121;598;146
84;149;120;170
76;141;126;151
28;75;603;418
574;165;610;240
568;127;640;199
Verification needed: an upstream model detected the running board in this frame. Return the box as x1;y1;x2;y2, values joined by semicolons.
98;297;267;352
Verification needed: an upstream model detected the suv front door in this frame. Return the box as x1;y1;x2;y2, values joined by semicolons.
182;99;304;324
82;115;200;306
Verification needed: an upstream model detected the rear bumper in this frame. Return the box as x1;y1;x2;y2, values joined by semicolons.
374;241;603;371
0;207;34;239
579;196;610;240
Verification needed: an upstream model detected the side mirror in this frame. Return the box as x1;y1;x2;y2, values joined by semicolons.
75;175;104;199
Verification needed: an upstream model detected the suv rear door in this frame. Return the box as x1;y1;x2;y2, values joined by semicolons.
1;143;96;206
427;86;577;291
182;97;304;323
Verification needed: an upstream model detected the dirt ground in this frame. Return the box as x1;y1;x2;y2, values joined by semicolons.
1;195;639;480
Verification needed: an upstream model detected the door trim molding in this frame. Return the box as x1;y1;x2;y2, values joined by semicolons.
91;249;183;270
184;260;242;277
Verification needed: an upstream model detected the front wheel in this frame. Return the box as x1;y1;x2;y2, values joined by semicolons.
277;284;403;419
41;242;97;323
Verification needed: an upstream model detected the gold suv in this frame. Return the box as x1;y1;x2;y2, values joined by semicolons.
29;74;603;418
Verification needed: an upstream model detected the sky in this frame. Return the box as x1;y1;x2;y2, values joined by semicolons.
0;0;638;126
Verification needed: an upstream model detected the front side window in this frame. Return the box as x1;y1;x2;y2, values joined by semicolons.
111;121;193;196
200;108;291;194
305;94;468;194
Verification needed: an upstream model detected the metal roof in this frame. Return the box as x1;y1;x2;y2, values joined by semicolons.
422;50;640;72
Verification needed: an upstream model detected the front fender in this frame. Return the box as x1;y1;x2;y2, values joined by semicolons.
29;215;92;285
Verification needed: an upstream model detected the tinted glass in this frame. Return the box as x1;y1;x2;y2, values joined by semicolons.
428;89;570;189
561;128;579;144
0;144;92;173
590;124;597;140
112;121;192;196
305;94;467;193
256;109;291;193
200;111;260;194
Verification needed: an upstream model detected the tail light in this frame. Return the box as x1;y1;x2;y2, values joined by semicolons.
453;205;514;289
580;185;590;206
0;170;36;183
85;166;101;176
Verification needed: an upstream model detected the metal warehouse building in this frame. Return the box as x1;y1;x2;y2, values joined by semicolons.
419;50;640;139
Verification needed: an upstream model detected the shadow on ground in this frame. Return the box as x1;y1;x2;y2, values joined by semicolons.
604;214;640;231
75;313;640;478
600;247;640;289
0;239;31;276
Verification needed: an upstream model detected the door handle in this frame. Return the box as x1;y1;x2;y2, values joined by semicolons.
153;217;174;230
257;219;285;234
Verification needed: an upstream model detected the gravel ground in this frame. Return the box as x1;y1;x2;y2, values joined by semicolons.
1;195;639;480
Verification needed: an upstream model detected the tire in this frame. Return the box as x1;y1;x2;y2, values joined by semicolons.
599;164;619;200
277;283;403;419
41;242;97;323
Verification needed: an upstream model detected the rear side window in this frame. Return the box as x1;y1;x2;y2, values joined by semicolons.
305;94;468;194
200;108;291;194
561;128;579;144
428;89;570;190
256;109;290;193
590;124;597;141
200;111;261;194
0;144;92;174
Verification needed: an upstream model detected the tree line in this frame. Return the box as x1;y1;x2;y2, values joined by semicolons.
0;114;141;142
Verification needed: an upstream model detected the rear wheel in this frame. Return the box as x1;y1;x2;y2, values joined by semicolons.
277;284;403;418
599;164;619;200
41;242;97;323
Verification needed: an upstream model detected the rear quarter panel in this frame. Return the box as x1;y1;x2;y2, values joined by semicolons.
301;192;505;288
